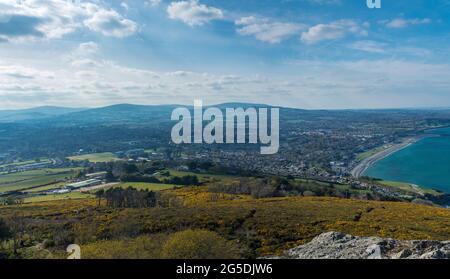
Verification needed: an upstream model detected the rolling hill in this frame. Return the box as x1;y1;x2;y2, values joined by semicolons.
0;106;85;122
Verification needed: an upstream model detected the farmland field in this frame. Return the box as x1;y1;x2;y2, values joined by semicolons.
88;182;178;192
113;182;177;191
0;159;51;169
0;168;82;193
166;168;236;182
23;182;67;193
377;180;441;195
67;152;119;163
23;192;94;203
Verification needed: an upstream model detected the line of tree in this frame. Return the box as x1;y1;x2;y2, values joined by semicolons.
162;175;199;186
118;173;199;186
100;187;157;208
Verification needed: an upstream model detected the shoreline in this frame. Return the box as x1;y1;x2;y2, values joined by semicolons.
350;134;433;178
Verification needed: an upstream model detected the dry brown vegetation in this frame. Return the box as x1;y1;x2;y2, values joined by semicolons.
1;186;449;258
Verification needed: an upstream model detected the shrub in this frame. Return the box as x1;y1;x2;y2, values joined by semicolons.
0;218;11;241
164;175;200;186
302;190;316;197
81;235;168;259
161;230;240;259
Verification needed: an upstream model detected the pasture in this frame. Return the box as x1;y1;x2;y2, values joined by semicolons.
0;168;81;193
67;152;119;163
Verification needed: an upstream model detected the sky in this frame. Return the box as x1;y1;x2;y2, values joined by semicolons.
1;0;450;109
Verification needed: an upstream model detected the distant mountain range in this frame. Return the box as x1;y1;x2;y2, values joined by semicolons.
0;103;277;124
1;103;449;125
0;106;85;122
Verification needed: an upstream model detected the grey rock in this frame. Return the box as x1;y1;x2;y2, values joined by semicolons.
276;232;450;259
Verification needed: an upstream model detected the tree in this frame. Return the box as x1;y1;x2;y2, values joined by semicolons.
4;216;26;256
161;230;240;259
0;218;11;241
124;163;139;174
105;171;115;182
5;196;23;206
0;218;12;259
95;189;105;206
103;187;158;208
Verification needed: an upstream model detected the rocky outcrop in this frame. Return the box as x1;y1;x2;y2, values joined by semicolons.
275;232;450;259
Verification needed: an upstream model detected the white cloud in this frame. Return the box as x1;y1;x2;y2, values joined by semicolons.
120;2;129;11
348;41;432;58
84;9;137;37
383;18;431;29
348;40;386;53
77;42;99;54
0;64;54;80
2;56;450;109
167;0;223;26
70;58;102;68
0;0;137;42
235;16;305;43
146;0;162;7
301;20;368;44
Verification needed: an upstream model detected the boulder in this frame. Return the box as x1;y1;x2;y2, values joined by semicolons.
274;231;450;259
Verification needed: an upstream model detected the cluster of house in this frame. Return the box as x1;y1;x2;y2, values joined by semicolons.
114;148;167;163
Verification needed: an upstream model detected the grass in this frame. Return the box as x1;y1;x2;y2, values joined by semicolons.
0;159;51;169
23;192;94;203
378;180;442;196
67;152;119;163
166;168;237;182
23;182;66;193
295;178;334;187
293;178;371;195
0;168;82;193
356;146;388;161
105;182;177;191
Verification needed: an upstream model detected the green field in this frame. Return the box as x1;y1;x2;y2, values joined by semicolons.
0;168;82;193
378;180;441;196
110;182;177;191
23;182;66;193
356;146;388;161
294;178;371;195
166;169;236;182
0;159;51;169
23;192;94;203
67;152;119;163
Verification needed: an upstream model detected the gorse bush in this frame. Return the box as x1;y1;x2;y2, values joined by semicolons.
1;187;449;258
207;178;278;198
161;230;240;259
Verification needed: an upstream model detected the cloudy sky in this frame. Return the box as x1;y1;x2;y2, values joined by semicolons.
0;0;450;109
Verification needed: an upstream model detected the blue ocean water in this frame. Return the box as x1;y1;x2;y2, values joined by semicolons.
364;127;450;193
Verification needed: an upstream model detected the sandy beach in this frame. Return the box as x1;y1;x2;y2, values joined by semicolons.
351;137;422;178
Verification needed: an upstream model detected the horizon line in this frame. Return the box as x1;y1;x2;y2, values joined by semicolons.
2;102;450;112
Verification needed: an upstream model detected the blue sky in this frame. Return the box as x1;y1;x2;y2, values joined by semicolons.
0;0;450;109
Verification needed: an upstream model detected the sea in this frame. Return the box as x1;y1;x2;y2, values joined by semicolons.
364;127;450;193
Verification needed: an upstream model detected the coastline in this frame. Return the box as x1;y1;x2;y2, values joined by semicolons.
350;134;433;178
